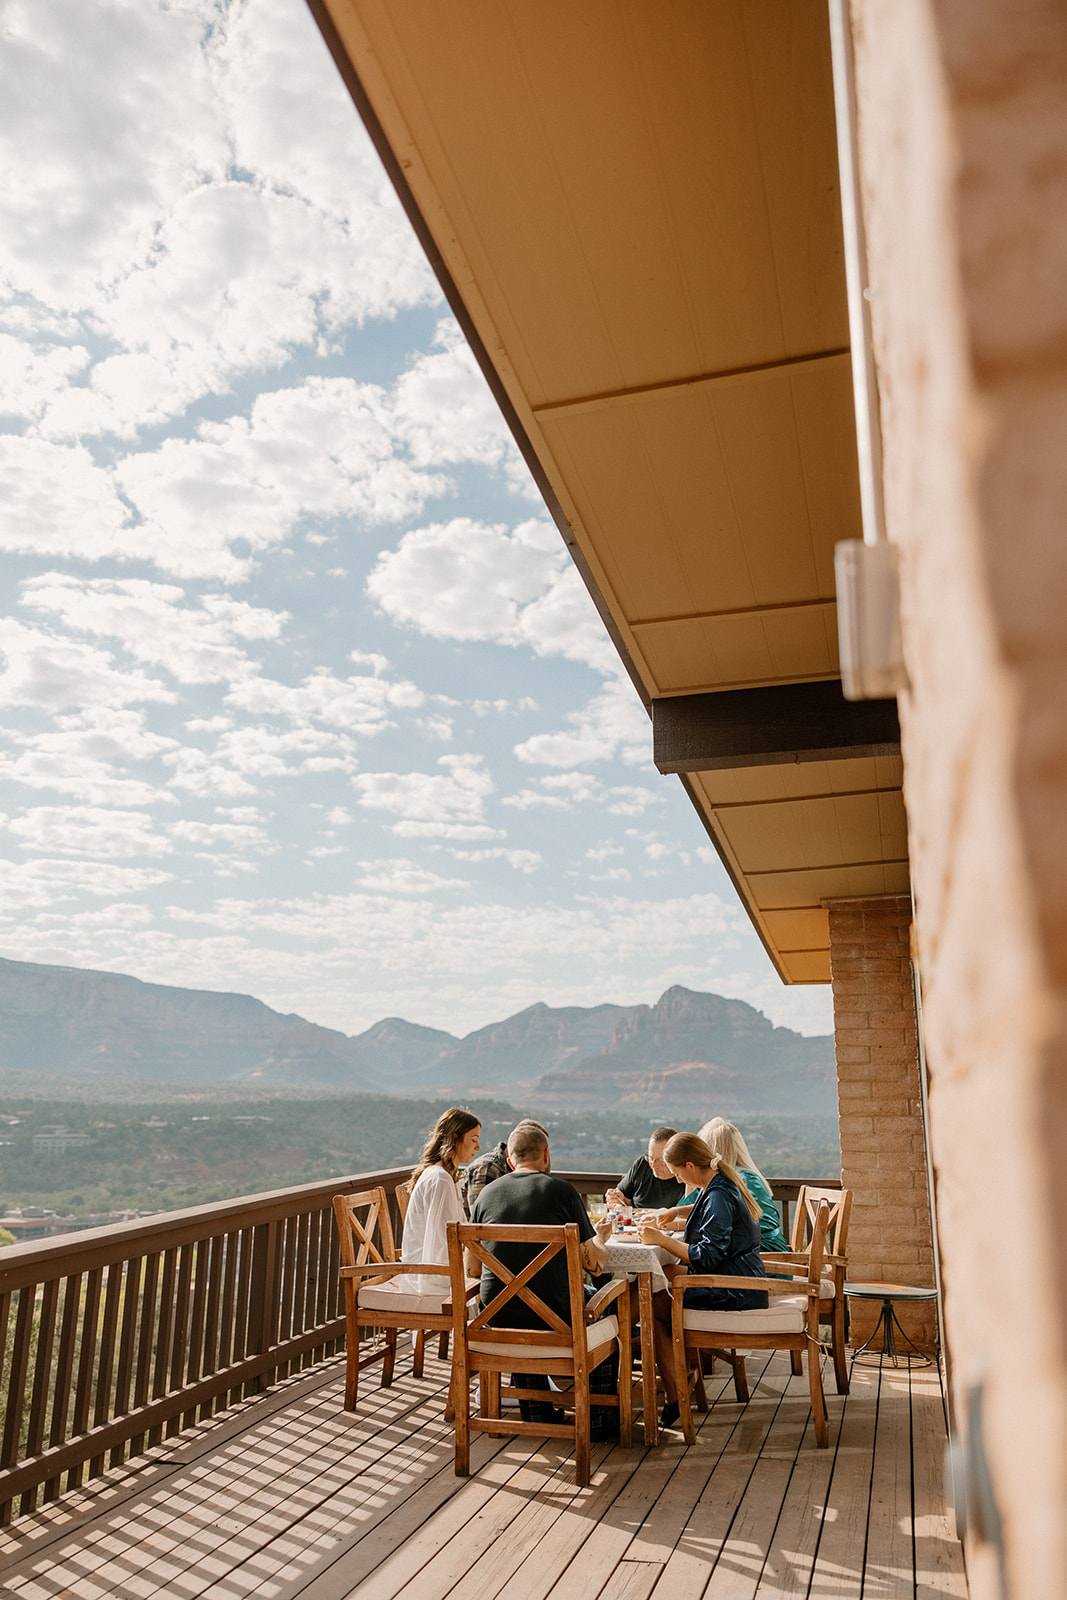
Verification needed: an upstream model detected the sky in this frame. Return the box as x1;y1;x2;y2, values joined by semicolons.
0;0;834;1043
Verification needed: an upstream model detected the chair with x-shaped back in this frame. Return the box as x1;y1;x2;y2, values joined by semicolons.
333;1185;477;1414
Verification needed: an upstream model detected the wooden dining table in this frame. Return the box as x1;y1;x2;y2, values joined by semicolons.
601;1233;675;1445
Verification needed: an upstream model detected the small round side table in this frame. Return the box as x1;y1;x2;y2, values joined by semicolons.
844;1281;939;1368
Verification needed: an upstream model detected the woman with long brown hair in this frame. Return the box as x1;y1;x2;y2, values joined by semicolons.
400;1107;481;1296
637;1131;768;1428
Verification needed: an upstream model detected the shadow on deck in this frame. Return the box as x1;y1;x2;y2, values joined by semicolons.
0;1344;965;1600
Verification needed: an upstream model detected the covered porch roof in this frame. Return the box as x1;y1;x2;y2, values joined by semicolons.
309;0;910;984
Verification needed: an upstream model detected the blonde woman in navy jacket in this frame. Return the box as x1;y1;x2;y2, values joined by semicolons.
638;1130;767;1429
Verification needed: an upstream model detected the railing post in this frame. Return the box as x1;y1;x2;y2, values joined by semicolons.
244;1219;281;1396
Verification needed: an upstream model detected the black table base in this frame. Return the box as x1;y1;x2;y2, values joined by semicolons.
850;1296;933;1369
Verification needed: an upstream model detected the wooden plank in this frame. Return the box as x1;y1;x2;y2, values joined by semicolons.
165;1242;194;1438
399;1438;625;1600
596;1564;663;1600
21;1357;454;1598
638;1357;798;1600
269;1431;517;1600
544;1358;772;1600
127;1254;158;1460
185;1391;468;1600
0;1316;345;1509
1;1374;417;1595
540;1441;693;1600
803;1362;879;1595
342;1440;590;1600
910;1368;967;1598
44;1275;81;1503
0;1336;961;1600
198;1235;224;1422
89;1264;124;1478
68;1269;103;1492
751;1384;845;1597
862;1366;914;1596
704;1392;825;1599
110;1257;144;1468
0;1361;347;1569
490;1451;654;1600
25;1282;60;1462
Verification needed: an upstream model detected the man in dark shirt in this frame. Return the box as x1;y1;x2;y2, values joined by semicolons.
606;1126;685;1211
470;1119;617;1432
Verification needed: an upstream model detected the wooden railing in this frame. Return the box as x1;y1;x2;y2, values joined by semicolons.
0;1167;829;1524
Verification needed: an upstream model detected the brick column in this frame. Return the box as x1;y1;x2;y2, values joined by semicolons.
828;896;937;1353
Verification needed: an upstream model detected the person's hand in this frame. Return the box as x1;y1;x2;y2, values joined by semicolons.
654;1208;677;1229
604;1187;627;1209
594;1217;613;1243
637;1221;665;1247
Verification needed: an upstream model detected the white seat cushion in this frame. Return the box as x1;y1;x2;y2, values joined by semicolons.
470;1313;619;1360
784;1276;835;1299
358;1280;450;1315
683;1295;809;1334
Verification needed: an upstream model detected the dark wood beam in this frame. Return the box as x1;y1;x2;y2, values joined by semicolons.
653;680;900;773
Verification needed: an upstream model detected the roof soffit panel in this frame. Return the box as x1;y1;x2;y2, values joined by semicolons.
692;753;904;806
322;0;848;408
633;607;840;697
712;790;910;876
534;355;860;619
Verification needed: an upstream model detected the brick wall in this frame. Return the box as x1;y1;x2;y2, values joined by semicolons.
828;896;937;1353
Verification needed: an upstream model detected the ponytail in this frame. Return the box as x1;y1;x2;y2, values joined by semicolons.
663;1131;761;1223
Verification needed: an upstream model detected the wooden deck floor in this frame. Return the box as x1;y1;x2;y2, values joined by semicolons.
0;1343;966;1600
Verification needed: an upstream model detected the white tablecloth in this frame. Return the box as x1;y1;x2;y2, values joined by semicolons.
602;1237;675;1296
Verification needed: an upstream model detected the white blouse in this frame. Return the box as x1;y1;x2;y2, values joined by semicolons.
400;1164;465;1296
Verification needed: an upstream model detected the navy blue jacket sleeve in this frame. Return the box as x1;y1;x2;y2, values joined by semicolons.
684;1186;737;1273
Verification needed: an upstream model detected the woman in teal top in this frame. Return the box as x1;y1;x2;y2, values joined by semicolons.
653;1119;790;1253
699;1118;789;1253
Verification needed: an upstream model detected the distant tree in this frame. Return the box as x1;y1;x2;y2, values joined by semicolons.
0;1226;15;1248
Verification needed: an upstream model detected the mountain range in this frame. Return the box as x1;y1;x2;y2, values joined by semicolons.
0;956;837;1114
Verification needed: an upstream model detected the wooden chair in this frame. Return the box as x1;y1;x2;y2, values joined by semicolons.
395;1179;450;1366
446;1220;633;1487
670;1200;833;1448
333;1186;477;1415
763;1184;852;1394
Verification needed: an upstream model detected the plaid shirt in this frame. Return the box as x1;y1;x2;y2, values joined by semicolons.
459;1139;509;1216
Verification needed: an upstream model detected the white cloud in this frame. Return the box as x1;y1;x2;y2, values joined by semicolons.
326;807;352;826
503;772;661;814
226;663;422;734
170;818;276;853
367;515;616;673
0;437;133;563
0;857;174;912
161;746;256;799
0;0;227;312
388;322;524;478
0;0;436;438
0;708;179;807
0;335;90;423
356;859;469;895
210;724;359;779
352;754;501;839
0;618;175;712
449;847;542;873
514;675;651;768
22;573;288;683
5;805;172;859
